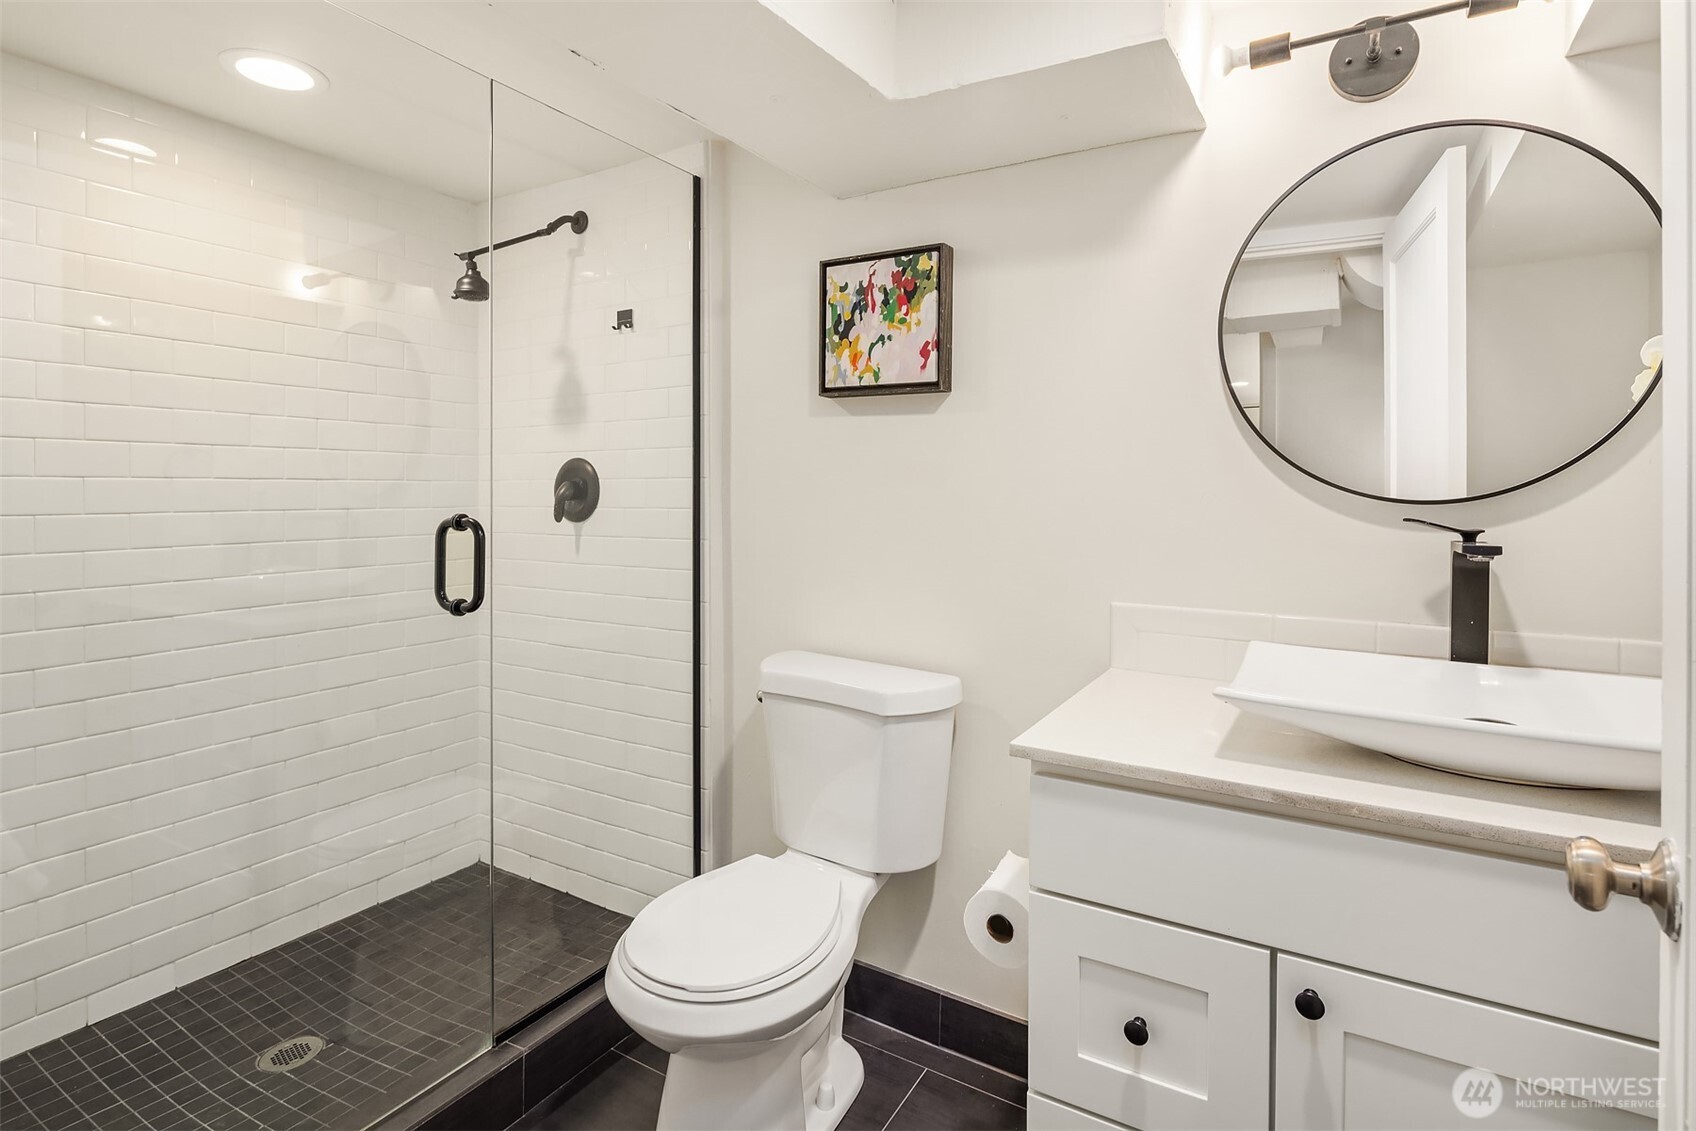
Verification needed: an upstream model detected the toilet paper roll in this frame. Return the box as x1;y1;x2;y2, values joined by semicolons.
963;851;1030;968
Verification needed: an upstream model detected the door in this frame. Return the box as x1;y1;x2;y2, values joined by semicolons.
1275;956;1657;1130
1659;1;1695;1123
0;7;500;1123
1383;145;1467;498
483;81;702;1032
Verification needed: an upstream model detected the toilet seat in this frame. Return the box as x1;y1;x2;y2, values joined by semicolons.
622;855;844;1002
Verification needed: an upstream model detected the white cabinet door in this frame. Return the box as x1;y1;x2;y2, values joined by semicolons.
1274;955;1658;1130
1029;893;1271;1131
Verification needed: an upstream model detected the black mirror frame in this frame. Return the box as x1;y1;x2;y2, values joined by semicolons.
1217;119;1663;506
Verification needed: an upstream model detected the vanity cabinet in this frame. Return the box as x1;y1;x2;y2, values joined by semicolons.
1025;773;1659;1131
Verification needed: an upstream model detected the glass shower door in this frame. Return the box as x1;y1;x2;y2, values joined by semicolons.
484;83;699;1031
0;5;498;1127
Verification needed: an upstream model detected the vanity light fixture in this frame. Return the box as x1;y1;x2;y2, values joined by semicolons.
219;49;327;93
1222;0;1527;102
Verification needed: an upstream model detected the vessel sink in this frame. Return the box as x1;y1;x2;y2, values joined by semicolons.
1214;642;1660;790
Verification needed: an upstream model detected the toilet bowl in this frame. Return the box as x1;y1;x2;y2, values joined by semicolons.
605;651;961;1131
605;851;884;1131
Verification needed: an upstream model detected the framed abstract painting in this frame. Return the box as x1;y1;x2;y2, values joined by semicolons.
819;243;953;397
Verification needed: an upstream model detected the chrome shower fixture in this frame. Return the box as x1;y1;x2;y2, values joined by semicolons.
451;210;588;302
1222;0;1527;103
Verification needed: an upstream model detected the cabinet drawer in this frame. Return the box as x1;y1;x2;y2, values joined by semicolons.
1028;1092;1135;1131
1275;954;1658;1130
1029;893;1271;1131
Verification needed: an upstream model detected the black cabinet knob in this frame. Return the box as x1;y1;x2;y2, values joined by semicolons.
1294;988;1326;1021
1123;1017;1149;1046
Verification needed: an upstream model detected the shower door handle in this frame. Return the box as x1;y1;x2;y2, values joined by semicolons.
434;514;486;616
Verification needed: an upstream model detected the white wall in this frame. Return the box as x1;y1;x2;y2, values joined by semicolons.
1469;248;1658;492
488;156;697;917
0;55;488;1057
1267;293;1386;491
716;1;1662;1018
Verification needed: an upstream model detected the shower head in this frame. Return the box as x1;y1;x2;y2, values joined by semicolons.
451;258;490;302
450;211;587;301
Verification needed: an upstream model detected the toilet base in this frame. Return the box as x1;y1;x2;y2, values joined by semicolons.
655;987;863;1131
805;1037;864;1131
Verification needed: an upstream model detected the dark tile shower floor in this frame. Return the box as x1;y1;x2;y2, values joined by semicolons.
0;865;630;1131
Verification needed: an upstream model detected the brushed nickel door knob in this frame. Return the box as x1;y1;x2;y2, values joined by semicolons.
1566;836;1681;940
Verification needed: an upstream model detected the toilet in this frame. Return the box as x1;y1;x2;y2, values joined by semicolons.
605;651;962;1131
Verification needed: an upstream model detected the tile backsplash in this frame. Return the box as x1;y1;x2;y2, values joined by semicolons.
1111;603;1661;682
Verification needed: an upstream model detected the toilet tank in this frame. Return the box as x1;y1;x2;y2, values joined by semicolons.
759;652;962;874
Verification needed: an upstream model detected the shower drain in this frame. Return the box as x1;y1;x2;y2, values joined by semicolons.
256;1036;326;1074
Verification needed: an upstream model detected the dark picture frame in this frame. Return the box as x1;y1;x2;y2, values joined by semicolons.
819;243;953;398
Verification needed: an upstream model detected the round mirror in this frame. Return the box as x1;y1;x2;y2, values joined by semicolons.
1219;121;1661;503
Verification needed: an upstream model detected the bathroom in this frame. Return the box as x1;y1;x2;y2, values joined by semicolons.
0;0;1690;1128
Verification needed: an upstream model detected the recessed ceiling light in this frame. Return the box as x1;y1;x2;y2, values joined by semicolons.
92;137;157;160
219;49;327;93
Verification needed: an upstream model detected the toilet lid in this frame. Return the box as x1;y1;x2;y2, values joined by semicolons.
623;856;842;994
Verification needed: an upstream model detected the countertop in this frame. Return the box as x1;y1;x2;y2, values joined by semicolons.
1010;667;1661;863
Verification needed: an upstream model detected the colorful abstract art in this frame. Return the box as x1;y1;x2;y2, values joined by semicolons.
819;244;952;397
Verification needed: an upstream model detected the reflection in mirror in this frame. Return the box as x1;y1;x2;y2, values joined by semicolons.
1221;123;1661;502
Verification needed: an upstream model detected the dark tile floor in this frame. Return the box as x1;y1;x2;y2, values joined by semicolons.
520;1013;1025;1131
0;865;629;1131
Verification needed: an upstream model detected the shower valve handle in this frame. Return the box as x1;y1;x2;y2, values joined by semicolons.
554;458;601;523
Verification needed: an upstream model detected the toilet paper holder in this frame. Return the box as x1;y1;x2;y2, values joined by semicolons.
964;851;1029;967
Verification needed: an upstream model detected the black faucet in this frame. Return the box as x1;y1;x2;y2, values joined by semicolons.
1404;519;1503;665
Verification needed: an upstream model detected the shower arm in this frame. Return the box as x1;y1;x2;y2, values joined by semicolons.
456;210;588;263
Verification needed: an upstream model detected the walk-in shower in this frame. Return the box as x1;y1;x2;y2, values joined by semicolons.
0;4;700;1128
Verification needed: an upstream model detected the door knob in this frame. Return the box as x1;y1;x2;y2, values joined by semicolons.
1294;988;1325;1021
1123;1017;1149;1046
1566;836;1681;941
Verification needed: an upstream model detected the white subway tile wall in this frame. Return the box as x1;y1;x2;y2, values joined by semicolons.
488;158;696;917
0;56;491;1058
1110;602;1661;681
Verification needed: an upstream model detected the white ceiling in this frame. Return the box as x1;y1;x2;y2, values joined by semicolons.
1255;126;1659;268
1566;0;1661;57
359;0;1211;198
1468;132;1659;267
5;0;1213;201
0;0;662;201
1257;126;1491;231
340;0;715;167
